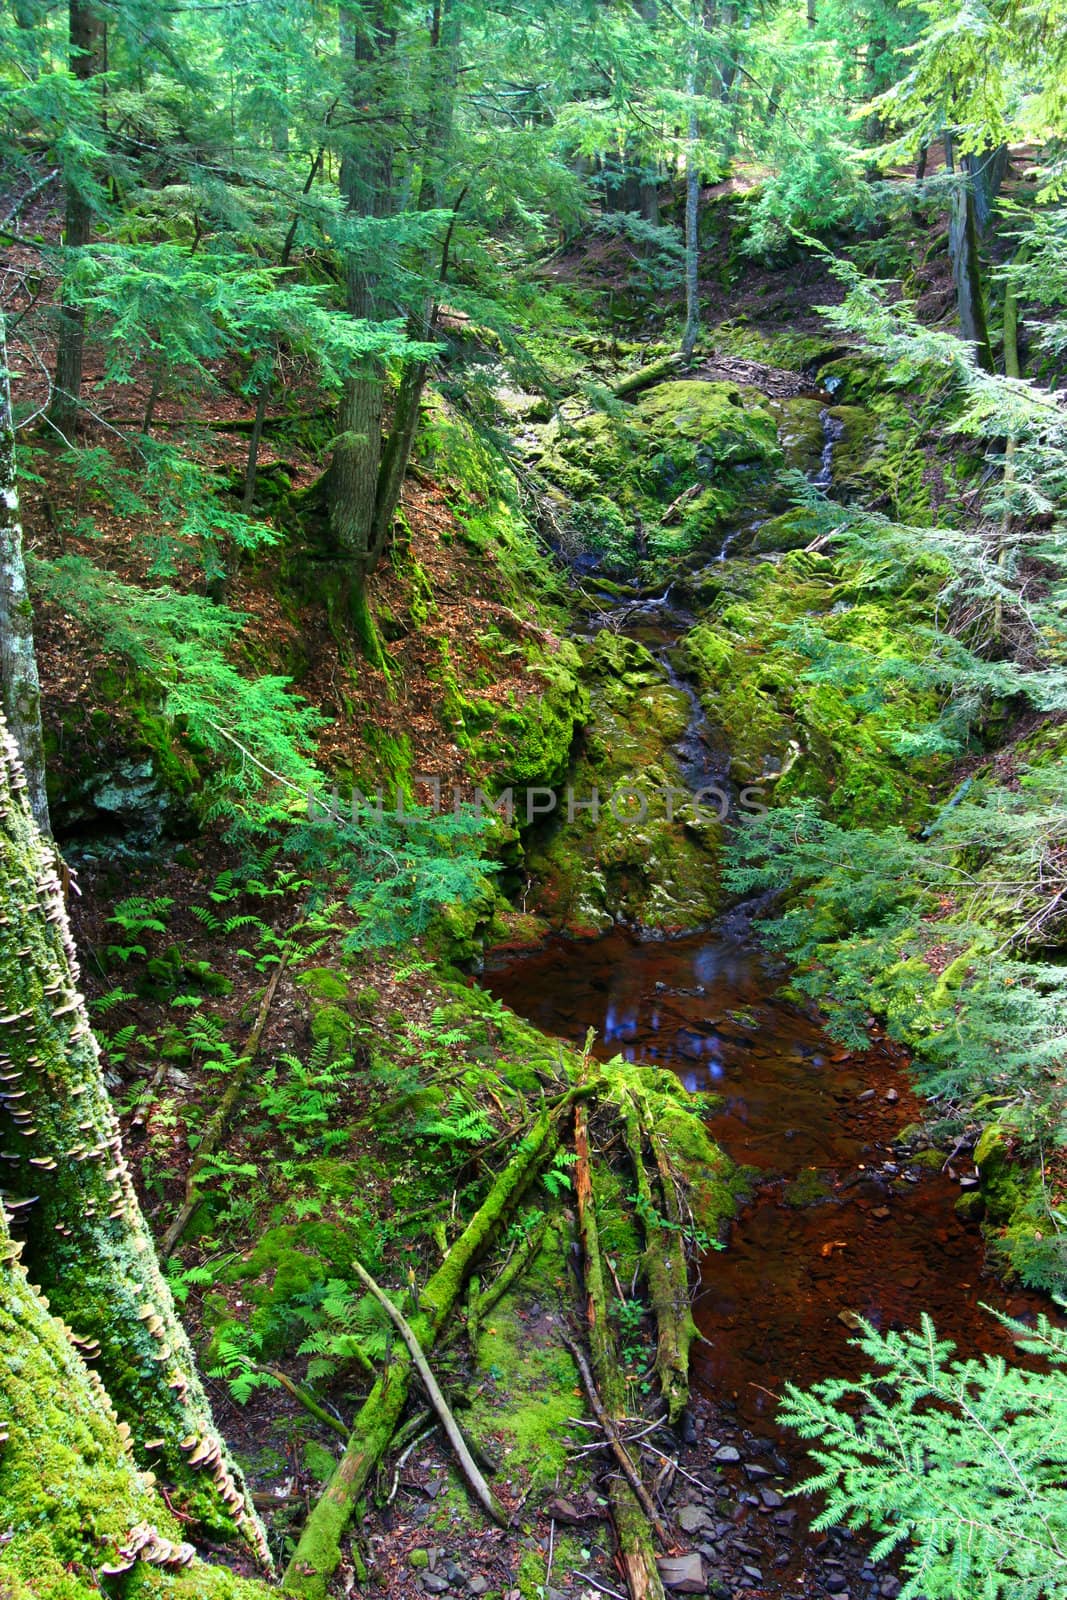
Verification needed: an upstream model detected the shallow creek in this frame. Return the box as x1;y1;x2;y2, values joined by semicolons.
483;927;1045;1594
481;410;1047;1595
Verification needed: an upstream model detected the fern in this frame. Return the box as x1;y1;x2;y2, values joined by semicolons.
781;1310;1067;1600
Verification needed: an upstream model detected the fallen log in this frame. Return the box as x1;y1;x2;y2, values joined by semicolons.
282;1101;570;1599
612;353;683;400
619;1092;695;1425
574;1101;667;1600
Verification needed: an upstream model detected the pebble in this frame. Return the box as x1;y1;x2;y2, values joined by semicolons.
759;1488;784;1508
880;1579;902;1598
657;1552;705;1592
825;1577;849;1595
885;1088;899;1103
421;1575;450;1594
713;1445;740;1462
857;1089;875;1103
741;1565;764;1583
676;1505;709;1534
468;1580;488;1596
743;1461;773;1481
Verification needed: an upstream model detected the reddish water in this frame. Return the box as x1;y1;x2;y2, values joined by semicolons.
484;927;1046;1435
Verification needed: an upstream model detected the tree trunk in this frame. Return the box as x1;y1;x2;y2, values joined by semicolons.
0;316;49;835
948;173;994;372
328;2;396;582
0;1207;271;1597
0;714;271;1565
50;0;104;435
681;10;701;369
368;0;461;561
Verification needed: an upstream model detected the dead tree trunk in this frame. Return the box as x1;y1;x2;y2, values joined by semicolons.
0;317;49;835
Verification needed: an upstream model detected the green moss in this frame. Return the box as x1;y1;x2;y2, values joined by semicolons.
0;1226;269;1600
525;631;720;933
310;1003;354;1057
297;967;349;1001
784;1167;833;1207
468;1225;583;1488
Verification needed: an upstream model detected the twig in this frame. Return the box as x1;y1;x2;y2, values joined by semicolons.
560;1331;669;1545
160;954;288;1257
350;1259;509;1527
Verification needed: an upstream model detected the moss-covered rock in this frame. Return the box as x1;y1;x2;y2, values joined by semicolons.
524;632;721;932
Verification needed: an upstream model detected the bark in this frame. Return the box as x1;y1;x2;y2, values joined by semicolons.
0;318;49;835
574;1102;667;1600
282;1104;566;1599
948;177;994;372
1003;279;1021;379
945;136;994;373
0;714;270;1564
681;89;700;366
0;1209;271;1597
619;1093;695;1424
50;0;105;435
328;2;396;575
367;0;461;562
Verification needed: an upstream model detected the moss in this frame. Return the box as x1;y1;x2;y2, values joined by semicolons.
310;1003;354;1057
0;1217;269;1600
468;1224;583;1489
784;1167;833;1207
408;1549;430;1570
524;632;721;933
297;967;349;1001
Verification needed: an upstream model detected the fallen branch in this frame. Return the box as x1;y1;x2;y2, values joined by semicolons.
560;1331;669;1545
466;1213;550;1350
256;1365;349;1441
351;1259;509;1527
161;955;288;1258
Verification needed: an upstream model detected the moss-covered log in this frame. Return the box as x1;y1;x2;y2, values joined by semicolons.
0;715;269;1562
0;1209;271;1600
282;1104;566;1599
574;1101;667;1600
619;1091;696;1425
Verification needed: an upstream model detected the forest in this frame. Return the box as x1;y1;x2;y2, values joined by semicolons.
3;0;1067;1597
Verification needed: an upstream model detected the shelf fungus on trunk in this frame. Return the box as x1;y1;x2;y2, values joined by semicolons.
0;711;271;1569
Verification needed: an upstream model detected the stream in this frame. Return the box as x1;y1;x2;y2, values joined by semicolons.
481;411;1048;1597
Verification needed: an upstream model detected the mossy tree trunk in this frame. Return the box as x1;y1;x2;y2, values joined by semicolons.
0;316;48;835
0;1207;271;1599
0;713;270;1565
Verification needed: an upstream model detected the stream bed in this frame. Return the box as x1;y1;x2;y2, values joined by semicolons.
483;927;1046;1596
481;405;1047;1597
